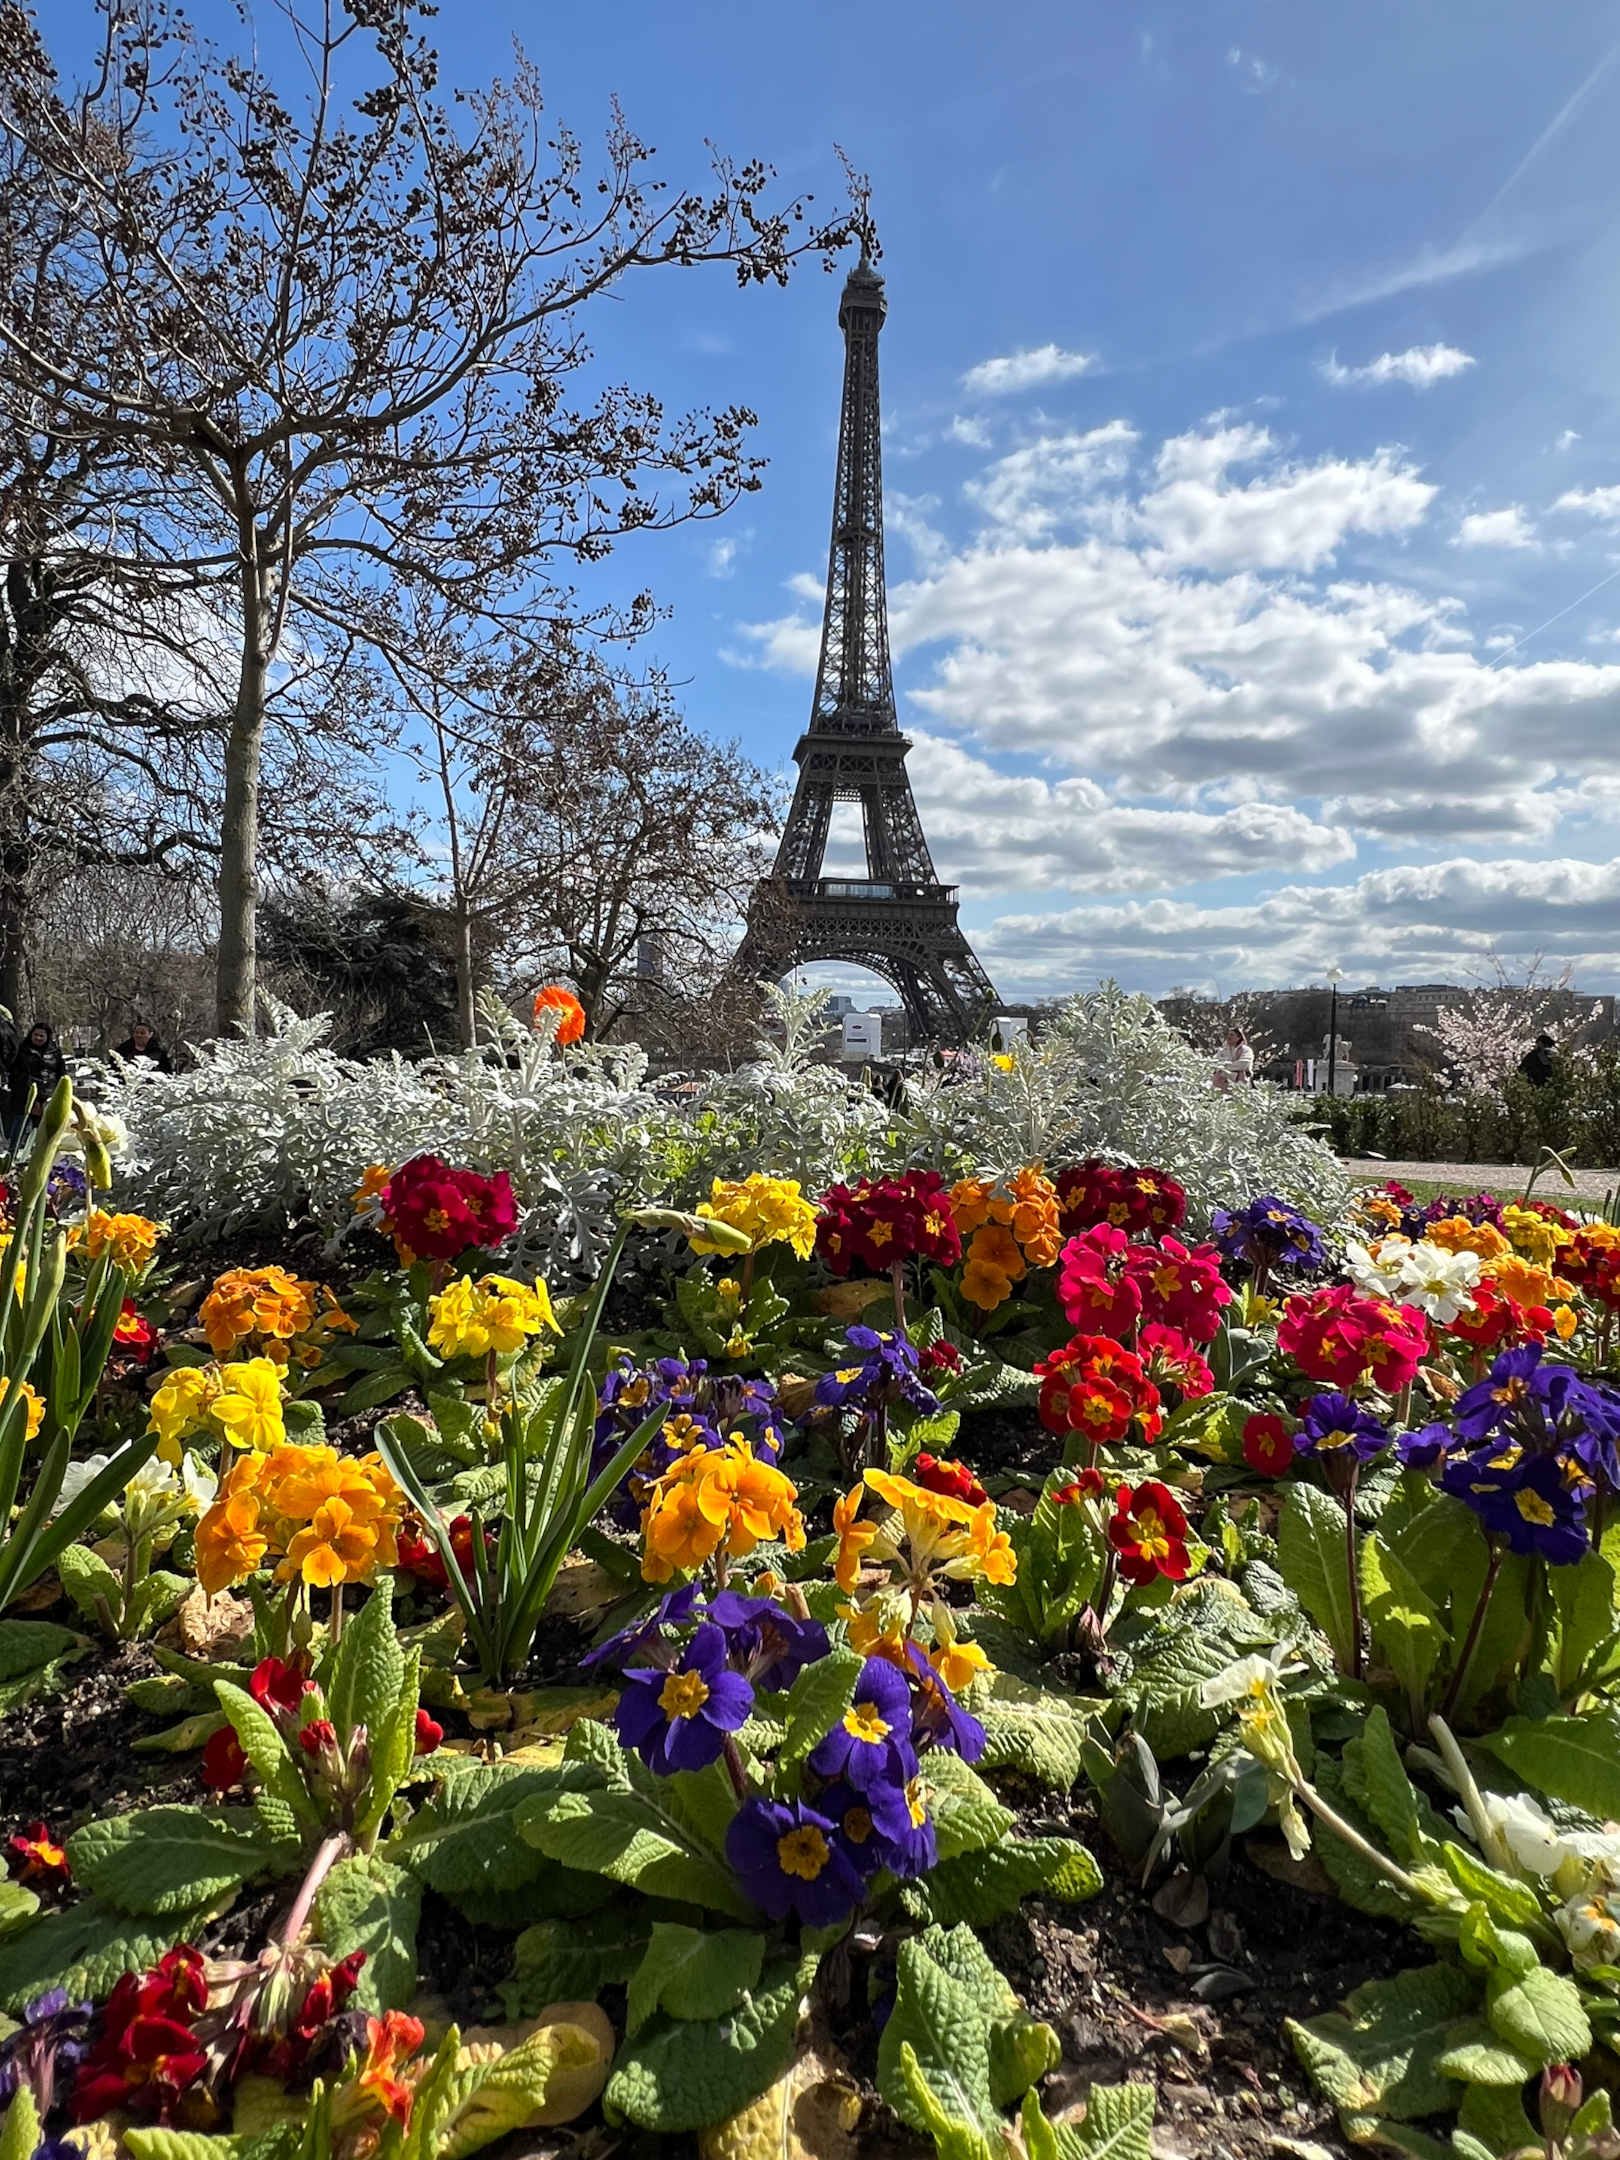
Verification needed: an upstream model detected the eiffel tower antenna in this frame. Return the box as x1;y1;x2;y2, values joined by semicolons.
731;244;999;1042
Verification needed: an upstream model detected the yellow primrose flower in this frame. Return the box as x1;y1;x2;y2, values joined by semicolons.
640;1441;804;1584
0;1377;45;1445
148;1365;223;1464
1483;1252;1575;1308
209;1358;288;1452
427;1273;559;1361
1500;1204;1572;1269
84;1209;164;1274
1554;1304;1580;1340
857;1468;1016;1590
690;1174;818;1260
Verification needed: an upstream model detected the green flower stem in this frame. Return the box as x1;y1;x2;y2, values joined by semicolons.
1427;1713;1514;1878
1344;1466;1364;1682
279;1832;349;1950
890;1260;907;1335
1438;1542;1504;1725
1292;1775;1430;1905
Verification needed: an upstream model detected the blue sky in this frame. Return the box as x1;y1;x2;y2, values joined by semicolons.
50;1;1620;1002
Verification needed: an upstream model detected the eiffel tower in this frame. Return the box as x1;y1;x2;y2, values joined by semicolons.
731;249;999;1042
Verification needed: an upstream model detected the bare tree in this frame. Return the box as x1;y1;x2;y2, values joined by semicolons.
0;0;855;1035
506;661;782;1041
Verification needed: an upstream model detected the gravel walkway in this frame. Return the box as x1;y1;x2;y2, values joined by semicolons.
1344;1157;1620;1199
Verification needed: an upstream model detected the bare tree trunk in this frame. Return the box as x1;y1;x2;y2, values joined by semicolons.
216;543;271;1039
453;902;476;1050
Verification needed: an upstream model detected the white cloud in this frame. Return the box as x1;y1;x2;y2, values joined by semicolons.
1323;343;1476;390
979;857;1620;996
1555;485;1620;524
961;344;1096;397
903;734;1354;891
966;422;1138;538
1555;430;1582;451
1454;505;1538;548
706;537;737;579
1134;425;1434;570
947;414;992;449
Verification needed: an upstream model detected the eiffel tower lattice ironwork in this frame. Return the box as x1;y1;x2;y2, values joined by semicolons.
731;251;1000;1042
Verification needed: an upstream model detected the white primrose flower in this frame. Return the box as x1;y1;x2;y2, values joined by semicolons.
1558;1876;1620;1971
1344;1237;1410;1301
1392;1239;1480;1323
51;1454;111;1516
1457;1791;1571;1878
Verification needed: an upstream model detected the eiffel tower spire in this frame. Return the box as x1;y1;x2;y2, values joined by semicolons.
732;250;999;1042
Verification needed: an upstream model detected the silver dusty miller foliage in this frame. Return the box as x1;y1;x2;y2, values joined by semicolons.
99;981;1345;1269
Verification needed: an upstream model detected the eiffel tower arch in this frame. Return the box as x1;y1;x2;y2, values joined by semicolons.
730;252;999;1044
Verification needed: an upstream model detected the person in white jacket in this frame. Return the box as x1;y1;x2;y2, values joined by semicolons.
1212;1026;1255;1091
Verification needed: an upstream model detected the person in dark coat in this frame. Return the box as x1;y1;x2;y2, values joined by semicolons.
1519;1032;1558;1088
6;1022;67;1146
113;1019;172;1073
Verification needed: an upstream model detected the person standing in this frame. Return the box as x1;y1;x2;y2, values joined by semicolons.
1518;1032;1557;1088
1212;1026;1255;1092
113;1018;173;1073
6;1022;66;1147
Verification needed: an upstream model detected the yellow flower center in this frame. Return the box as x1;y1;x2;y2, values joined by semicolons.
1152;1266;1183;1298
842;1807;873;1844
906;1777;927;1828
843;1703;891;1745
777;1825;832;1881
835;1367;865;1384
425;1208;450;1234
659;1670;712;1720
1515;1489;1556;1527
1131;1508;1171;1560
868;1220;894;1248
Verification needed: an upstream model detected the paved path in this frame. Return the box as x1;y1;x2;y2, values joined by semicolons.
1344;1158;1620;1199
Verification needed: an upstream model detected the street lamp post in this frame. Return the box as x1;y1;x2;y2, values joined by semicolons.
1326;966;1343;1098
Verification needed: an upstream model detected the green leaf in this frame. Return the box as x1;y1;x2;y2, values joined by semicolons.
0;1885;37;1939
337;1365;413;1416
1278;1484;1355;1669
516;1785;754;1919
1485;1963;1591;2069
969;1673;1096;1790
501;1901;649;2016
0;1904;188;2012
777;1647;862;1765
213;1679;318;1827
1359;1535;1444;1713
0;2084;38;2160
988;2014;1062;2112
1348;1707;1422;1860
1550;1545;1615;1694
897;2047;1001;2160
314;1854;421;2014
1310;1753;1415;1922
1484;1710;1620;1820
0;1618;89;1710
124;2135;249;2160
1287;1962;1478;2122
1057;2082;1158;2159
1456;1553;1533;1716
912;1837;1102;1928
327;1576;404;1748
516;1730;751;1919
604;1955;812;2134
1433;2019;1540;2087
390;1762;565;1895
878;1927;1006;2140
624;1924;766;2037
448;1868;615;1932
56;1541;123;1627
1457;2079;1538;2158
925;1749;1015;1862
67;1806;292;1916
1439;1845;1544;1934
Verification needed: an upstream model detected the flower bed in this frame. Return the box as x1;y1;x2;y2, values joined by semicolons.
3;1042;1619;2160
